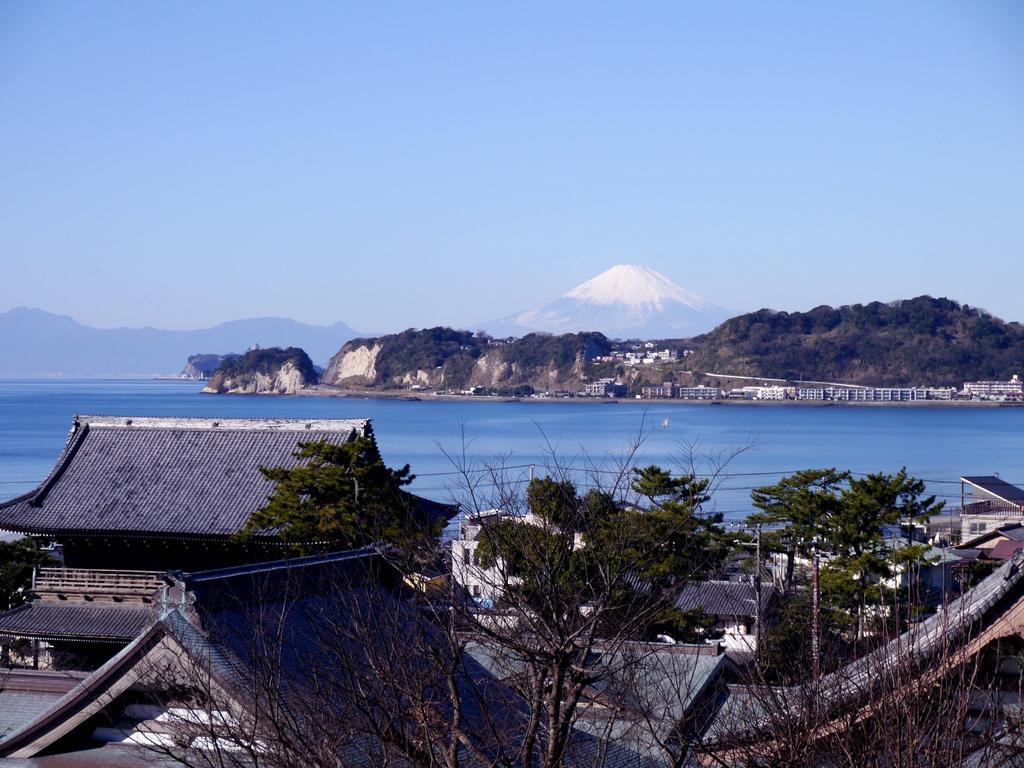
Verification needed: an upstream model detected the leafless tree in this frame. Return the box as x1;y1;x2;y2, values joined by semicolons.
137;424;747;767
698;586;1024;768
137;423;1024;768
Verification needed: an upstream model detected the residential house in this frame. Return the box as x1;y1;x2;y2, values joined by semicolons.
956;475;1024;541
673;580;777;654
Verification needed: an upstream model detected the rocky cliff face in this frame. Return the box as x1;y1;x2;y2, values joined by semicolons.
323;342;382;385
321;328;611;392
181;353;239;379
202;347;318;394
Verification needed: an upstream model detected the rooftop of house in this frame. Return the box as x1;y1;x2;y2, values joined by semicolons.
957;523;1024;550
674;580;777;619
0;548;532;766
0;415;377;539
573;644;730;759
990;539;1024;561
961;476;1024;506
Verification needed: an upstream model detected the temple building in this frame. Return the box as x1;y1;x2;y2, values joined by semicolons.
0;415;455;672
0;415;452;571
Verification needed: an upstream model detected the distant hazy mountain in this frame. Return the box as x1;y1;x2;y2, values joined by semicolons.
482;265;733;338
0;307;360;377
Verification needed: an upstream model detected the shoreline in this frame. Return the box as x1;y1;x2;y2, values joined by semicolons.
290;385;1021;408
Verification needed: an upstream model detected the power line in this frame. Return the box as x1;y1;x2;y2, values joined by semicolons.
0;468;1002;489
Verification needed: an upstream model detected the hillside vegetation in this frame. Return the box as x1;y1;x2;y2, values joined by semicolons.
685;297;1024;386
204;347;319;394
322;328;612;391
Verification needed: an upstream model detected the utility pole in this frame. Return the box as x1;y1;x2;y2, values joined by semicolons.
812;547;821;681
754;524;763;658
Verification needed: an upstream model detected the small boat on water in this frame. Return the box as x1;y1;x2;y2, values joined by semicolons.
662;418;670;429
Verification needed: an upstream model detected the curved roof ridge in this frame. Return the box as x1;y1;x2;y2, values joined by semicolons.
74;415;373;433
814;550;1024;707
178;546;383;585
0;621;167;758
0;422;94;512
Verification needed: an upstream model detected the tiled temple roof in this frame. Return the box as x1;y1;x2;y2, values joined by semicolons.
0;604;154;643
0;416;372;538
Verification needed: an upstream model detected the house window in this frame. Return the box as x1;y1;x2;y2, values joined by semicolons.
462;548;471;565
473;585;481;597
969;522;987;535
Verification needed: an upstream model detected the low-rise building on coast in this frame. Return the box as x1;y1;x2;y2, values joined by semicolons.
639;383;721;399
582;378;628;397
795;386;956;402
641;381;677;398
678;385;720;399
640;382;956;403
753;385;789;400
962;374;1024;400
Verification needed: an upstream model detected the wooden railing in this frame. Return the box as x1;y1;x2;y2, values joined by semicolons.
950;501;1024;519
34;568;164;603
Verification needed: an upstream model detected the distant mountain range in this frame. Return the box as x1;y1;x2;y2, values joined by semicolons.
0;307;360;377
7;288;1018;386
482;265;732;338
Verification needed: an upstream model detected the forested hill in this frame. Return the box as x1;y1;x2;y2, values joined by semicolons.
322;328;611;392
203;347;319;394
685;297;1024;386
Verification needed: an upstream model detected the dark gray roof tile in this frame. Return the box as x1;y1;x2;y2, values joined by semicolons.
0;416;370;538
0;690;66;739
0;603;154;642
674;580;776;619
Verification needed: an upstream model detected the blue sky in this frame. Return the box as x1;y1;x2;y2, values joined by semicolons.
1;2;1022;332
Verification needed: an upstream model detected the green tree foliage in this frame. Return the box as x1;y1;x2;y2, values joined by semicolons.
748;468;944;637
241;438;424;553
503;332;611;373
625;465;719;584
215;346;318;383
760;591;852;684
685;296;1024;386
749;469;849;589
826;470;943;623
335;328;612;390
477;468;727;640
0;539;53;611
526;477;580;528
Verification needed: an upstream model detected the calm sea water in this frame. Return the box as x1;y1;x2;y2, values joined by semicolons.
1;379;1022;521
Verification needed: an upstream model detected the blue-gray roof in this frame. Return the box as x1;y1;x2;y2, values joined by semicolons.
962;476;1024;505
674;580;776;619
0;671;86;742
0;415;371;538
0;603;154;643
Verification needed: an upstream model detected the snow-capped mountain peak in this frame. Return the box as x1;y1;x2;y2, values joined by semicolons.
482;265;731;339
562;264;711;310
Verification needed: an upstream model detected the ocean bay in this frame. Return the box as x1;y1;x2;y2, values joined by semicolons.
1;378;1022;521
